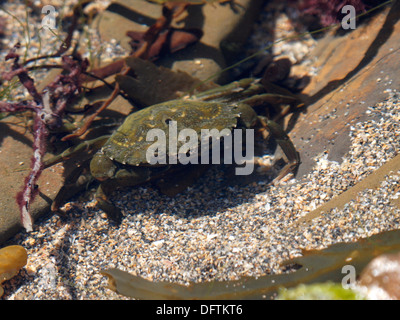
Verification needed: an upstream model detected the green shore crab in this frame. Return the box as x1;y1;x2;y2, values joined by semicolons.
49;77;301;221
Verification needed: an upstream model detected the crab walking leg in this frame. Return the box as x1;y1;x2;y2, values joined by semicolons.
92;168;154;223
240;93;301;107
259;117;300;183
192;78;257;101
43;135;110;168
92;164;173;222
96;183;124;223
240;93;304;122
50;160;94;212
42;136;109;214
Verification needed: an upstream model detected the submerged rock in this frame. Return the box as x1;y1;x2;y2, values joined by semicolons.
359;252;400;300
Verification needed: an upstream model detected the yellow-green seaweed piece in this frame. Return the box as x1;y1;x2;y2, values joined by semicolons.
0;245;28;297
277;282;365;300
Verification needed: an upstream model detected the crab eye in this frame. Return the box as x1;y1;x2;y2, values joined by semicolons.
165;118;172;125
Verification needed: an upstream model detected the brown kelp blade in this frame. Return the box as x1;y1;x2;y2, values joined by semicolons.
101;229;400;299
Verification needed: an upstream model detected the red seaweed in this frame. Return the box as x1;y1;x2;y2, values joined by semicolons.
0;44;88;231
293;0;368;26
